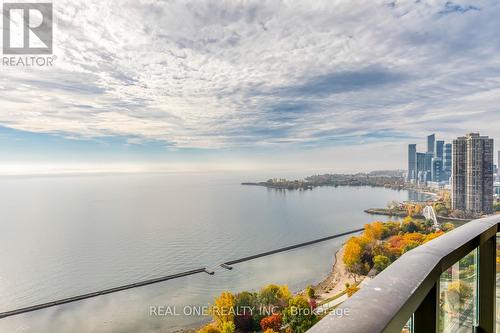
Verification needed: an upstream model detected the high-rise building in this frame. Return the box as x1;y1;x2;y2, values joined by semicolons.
427;134;436;154
498;151;500;182
442;143;452;183
452;133;494;214
416;152;432;183
435;140;444;159
425;152;433;177
407;144;417;181
444;143;452;171
432;157;443;182
416;152;427;183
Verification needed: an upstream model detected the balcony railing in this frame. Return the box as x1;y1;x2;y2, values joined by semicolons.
308;215;500;333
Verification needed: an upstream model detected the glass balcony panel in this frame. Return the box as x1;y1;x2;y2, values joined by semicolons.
401;315;413;333
439;248;478;333
496;233;500;333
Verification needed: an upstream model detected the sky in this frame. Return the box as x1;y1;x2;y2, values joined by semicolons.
1;0;500;175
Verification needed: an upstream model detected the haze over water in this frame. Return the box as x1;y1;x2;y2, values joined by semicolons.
0;172;430;332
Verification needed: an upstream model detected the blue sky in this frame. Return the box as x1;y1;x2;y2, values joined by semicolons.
0;0;499;174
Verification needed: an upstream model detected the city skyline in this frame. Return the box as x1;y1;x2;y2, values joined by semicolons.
407;131;497;215
1;1;500;173
408;132;497;185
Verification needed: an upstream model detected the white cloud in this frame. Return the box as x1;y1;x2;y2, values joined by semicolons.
1;0;499;149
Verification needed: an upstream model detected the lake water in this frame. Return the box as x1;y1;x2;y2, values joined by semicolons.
0;172;430;332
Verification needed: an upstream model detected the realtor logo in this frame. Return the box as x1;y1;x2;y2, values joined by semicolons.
2;3;53;54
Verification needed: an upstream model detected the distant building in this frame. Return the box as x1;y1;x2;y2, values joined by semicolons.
416;153;426;184
443;143;452;181
427;134;436;154
435;140;444;159
425;152;433;177
432;157;443;182
407;144;417;181
498;151;500;182
452;133;494;214
416;152;431;184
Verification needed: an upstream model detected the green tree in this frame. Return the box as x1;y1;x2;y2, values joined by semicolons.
401;218;421;233
373;255;390;272
235;291;257;312
423;219;435;229
282;296;317;333
306;285;315;299
234;291;258;331
259;284;291;307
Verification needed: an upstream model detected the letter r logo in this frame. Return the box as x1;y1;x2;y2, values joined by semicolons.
2;3;53;54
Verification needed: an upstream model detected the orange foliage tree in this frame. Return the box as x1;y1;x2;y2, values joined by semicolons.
260;313;282;332
363;221;384;240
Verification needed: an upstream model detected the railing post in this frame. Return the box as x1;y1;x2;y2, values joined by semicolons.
414;282;439;333
477;235;496;333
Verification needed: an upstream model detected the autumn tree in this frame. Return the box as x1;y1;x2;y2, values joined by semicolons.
384;235;405;259
403;232;425;243
414;204;423;215
343;237;363;274
198;324;221;333
364;221;384;240
423;231;444;244
260;313;282;332
210;292;236;327
381;221;401;238
401;232;424;253
405;204;416;217
220;322;235;333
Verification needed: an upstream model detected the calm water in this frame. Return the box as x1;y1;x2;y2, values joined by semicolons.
0;172;430;332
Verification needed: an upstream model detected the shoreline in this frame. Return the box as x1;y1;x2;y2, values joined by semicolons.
309;241;364;302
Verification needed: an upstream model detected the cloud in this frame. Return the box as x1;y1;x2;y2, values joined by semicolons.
438;1;481;15
0;0;499;151
267;68;406;98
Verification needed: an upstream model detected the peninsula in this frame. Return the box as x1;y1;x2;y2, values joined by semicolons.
242;170;406;190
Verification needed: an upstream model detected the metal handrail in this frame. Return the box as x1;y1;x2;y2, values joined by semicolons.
308;215;500;333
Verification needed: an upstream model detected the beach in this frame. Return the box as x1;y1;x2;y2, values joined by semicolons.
311;242;364;302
